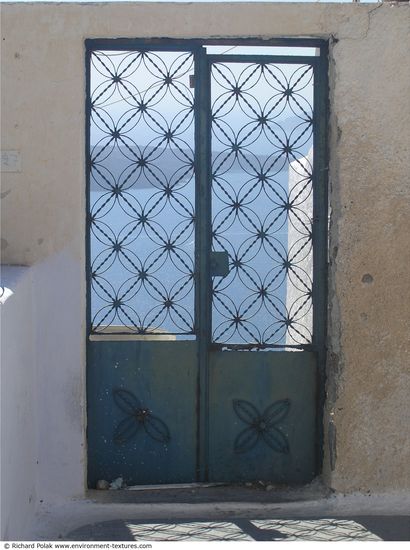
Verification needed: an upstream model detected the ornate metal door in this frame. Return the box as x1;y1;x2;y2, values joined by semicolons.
86;40;328;487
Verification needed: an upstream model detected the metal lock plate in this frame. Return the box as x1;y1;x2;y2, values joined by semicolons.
210;251;230;277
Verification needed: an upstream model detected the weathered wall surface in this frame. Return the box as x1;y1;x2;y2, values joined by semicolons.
1;3;409;518
324;4;410;493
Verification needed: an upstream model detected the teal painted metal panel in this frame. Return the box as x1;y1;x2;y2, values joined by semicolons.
208;351;317;483
87;341;198;487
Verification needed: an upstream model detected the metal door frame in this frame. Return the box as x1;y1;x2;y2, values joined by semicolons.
85;37;328;482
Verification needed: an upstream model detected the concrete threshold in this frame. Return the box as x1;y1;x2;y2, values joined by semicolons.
86;480;330;505
29;485;410;541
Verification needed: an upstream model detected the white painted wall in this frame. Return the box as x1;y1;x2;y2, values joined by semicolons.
1;257;86;540
286;149;313;346
32;252;86;502
1;267;38;540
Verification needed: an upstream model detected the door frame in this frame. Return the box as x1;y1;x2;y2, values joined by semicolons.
85;37;329;483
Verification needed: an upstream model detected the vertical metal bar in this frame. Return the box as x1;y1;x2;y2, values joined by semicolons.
312;44;329;474
194;47;212;482
85;42;92;488
85;42;92;337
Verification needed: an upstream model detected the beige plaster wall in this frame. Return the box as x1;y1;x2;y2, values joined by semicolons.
1;2;409;497
324;4;410;492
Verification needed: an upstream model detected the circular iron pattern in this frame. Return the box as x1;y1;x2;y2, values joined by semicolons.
211;61;314;346
89;50;196;335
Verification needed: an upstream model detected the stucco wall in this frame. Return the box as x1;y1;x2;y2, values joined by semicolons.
324;5;410;492
1;2;409;514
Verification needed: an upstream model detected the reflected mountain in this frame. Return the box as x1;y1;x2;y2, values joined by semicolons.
90;116;312;191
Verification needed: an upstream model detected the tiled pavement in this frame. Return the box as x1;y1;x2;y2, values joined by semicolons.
67;516;410;541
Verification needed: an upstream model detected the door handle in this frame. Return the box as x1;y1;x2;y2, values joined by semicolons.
210;251;230;277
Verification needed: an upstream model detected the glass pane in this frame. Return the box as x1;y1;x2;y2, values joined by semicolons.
206;46;318;56
89;50;196;336
211;61;313;346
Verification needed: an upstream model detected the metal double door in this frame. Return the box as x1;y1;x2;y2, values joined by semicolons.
86;40;328;487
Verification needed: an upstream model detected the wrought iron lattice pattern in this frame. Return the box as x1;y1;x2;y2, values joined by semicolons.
211;62;314;346
89;50;196;335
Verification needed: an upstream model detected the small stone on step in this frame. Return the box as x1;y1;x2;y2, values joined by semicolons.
96;479;110;490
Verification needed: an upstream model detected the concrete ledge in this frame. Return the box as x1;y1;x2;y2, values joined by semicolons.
31;491;410;541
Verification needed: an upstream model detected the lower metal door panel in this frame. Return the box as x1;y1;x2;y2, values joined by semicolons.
87;341;198;486
208;351;316;483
